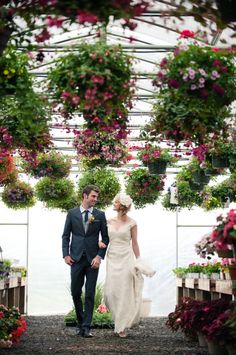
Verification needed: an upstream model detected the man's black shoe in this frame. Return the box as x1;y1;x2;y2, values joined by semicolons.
83;329;93;338
75;327;84;336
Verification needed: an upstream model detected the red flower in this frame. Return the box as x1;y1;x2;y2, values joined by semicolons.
179;30;195;39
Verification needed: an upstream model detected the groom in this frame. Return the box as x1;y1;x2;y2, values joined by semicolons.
62;185;109;337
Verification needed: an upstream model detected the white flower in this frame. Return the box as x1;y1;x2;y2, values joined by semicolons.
115;193;132;207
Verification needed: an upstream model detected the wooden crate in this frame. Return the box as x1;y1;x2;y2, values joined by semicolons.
185;278;198;289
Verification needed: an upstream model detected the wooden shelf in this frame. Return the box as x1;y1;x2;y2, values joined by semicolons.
0;277;27;314
176;278;235;304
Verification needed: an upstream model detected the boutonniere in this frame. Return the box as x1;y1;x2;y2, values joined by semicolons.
88;215;95;224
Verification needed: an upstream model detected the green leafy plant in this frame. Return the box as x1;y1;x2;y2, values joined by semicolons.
64;283;114;328
125;168;165;209
77;167;120;209
35;177;75;209
172;267;188;278
1;180;35;209
21;151;72;178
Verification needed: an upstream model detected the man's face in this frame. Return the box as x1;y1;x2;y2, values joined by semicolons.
83;190;99;207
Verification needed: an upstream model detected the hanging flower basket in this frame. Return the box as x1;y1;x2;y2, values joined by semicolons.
48;41;135;119
216;249;234;258
35;177;75;209
73;129;129;168
147;161;167;175
1;180;35;209
77;167;120;210
125;168;165;209
192;170;211;185
21;151;72;179
212;155;230;168
151;41;236;144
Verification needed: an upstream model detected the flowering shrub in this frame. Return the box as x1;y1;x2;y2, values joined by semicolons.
78;168;120;209
21;151;72;179
125;168;165;209
211;209;236;252
0;305;27;347
73;129;129;168
48;41;135;119
137;145;176;164
1;181;35;210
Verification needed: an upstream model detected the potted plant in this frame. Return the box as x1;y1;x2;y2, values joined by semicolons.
0;305;27;349
150;41;236;144
1;180;35;209
209;173;236;208
73;129;129;168
137;144;177;174
211;209;236;275
125;168;165;209
207;140;235;169
35;177;75;209
21;151;72;179
77;167;120;210
47;41;135;119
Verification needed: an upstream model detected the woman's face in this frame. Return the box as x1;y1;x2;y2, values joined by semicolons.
113;199;121;211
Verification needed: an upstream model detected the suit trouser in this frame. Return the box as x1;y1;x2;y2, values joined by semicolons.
71;255;99;329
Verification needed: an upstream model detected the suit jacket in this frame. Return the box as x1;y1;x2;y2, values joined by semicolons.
62;207;109;262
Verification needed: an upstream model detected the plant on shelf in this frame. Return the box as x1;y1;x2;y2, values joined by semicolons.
47;41;135;119
149;39;236;144
172;267;188;278
1;180;35;209
21;151;72;179
73;129;129;168
0;304;27;348
35;177;75;210
77;168;120;210
0;259;11;280
195;233;217;260
125;168;165;209
137;144;177;174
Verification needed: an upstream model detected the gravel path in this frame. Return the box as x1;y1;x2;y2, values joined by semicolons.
1;316;209;354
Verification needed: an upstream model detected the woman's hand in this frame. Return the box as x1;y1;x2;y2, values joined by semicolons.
98;241;107;249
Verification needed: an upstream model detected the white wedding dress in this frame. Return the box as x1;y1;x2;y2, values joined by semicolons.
104;218;155;333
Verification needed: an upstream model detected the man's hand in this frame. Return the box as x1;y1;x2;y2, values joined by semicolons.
64;255;74;266
91;256;101;269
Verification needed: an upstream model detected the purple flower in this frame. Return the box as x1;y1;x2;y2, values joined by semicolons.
168;79;180;88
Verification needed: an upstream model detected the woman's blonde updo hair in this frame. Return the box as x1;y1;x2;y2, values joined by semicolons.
113;193;132;214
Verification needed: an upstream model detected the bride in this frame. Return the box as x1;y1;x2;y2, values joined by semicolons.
99;192;155;338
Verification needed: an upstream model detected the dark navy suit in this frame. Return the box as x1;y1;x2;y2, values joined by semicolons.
62;207;109;330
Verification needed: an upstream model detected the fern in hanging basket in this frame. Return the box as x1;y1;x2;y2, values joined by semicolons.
21;151;72;178
125;168;165;209
77;168;120;210
35;177;75;209
47;41;134;118
1;180;35;209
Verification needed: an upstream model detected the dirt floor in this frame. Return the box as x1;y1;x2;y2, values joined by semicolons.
0;316;210;355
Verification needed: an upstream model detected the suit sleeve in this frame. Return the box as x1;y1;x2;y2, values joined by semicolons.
62;210;72;258
97;211;109;259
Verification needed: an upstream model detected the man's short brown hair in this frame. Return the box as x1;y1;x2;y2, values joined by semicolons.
82;185;100;198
